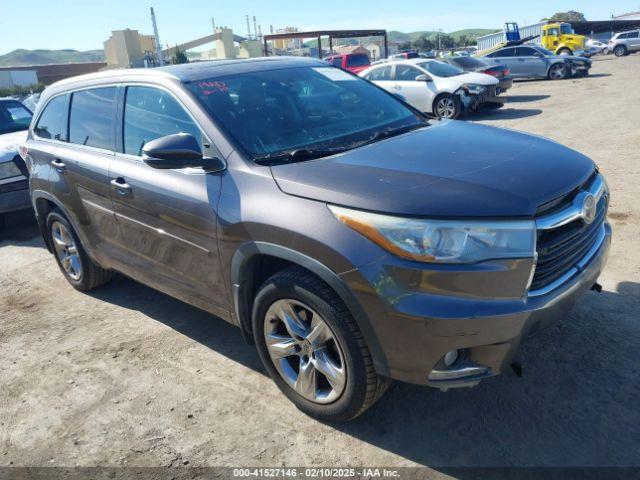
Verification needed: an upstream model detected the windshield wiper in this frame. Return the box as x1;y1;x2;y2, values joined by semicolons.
364;122;427;145
254;147;349;165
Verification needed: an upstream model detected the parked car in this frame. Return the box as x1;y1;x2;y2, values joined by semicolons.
586;39;609;55
22;92;41;113
25;57;611;421
440;56;513;94
360;59;501;119
608;29;640;57
0;98;33;230
482;45;591;79
325;53;370;74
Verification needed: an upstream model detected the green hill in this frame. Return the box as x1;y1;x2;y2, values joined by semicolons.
0;49;105;67
449;29;500;39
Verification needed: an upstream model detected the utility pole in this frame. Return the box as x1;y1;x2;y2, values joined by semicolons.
211;17;216;32
253;16;258;41
150;7;165;66
246;15;252;39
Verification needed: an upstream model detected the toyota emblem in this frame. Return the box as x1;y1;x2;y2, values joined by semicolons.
581;194;597;224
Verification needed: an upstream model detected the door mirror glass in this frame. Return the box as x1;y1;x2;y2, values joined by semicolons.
415;74;433;82
142;133;223;171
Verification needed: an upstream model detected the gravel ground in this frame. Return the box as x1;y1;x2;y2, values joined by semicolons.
1;55;639;476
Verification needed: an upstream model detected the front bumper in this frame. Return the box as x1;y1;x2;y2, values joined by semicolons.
0;177;30;214
497;77;513;93
339;222;611;388
569;63;591;76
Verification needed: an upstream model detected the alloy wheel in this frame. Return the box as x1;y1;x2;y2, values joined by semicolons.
51;221;82;281
435;97;457;118
549;63;566;80
263;299;346;404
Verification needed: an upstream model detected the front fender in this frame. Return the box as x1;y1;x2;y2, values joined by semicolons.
230;241;388;374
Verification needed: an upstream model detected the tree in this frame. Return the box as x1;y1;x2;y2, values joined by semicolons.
398;41;412;51
171;45;188;65
413;35;436;51
542;11;587;22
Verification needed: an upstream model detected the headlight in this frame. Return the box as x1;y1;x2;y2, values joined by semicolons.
460;84;486;95
0;160;22;180
329;205;535;264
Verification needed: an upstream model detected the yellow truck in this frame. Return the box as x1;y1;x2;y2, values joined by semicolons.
541;22;587;55
477;22;588;57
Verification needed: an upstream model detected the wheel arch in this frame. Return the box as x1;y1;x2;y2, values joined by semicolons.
31;190;74;253
230;241;387;371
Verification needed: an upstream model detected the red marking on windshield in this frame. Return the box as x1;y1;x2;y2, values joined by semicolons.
197;81;229;95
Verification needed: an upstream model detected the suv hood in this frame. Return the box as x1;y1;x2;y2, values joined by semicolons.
270;121;595;218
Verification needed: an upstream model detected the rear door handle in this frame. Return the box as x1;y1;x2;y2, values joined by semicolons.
51;158;66;172
110;177;132;195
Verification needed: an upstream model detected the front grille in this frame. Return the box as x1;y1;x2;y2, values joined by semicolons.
531;195;607;292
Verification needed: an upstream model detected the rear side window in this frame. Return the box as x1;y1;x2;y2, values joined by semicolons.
517;47;537;56
489;48;515;58
628;31;639;39
34;95;67;140
123;86;202;156
69;87;117;150
366;65;392;81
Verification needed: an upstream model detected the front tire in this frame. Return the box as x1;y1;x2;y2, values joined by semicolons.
548;62;568;80
46;210;112;291
433;94;462;119
614;45;627;57
252;266;390;421
557;48;572;56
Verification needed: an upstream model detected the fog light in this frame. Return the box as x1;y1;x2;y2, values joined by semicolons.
443;350;459;367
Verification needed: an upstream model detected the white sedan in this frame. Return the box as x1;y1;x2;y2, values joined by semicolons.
359;59;500;119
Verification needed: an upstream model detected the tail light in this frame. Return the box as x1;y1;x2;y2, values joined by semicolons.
503;68;510;76
483;68;500;77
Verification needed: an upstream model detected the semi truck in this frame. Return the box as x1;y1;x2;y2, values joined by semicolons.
477;22;588;56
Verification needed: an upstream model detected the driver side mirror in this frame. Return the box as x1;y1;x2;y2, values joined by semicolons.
142;133;225;171
415;74;433;83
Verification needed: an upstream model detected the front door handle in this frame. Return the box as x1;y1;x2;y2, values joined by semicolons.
51;158;66;172
110;177;132;195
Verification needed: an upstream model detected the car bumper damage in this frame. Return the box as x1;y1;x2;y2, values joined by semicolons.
340;222;611;389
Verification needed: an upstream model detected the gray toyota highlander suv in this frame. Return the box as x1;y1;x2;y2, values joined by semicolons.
24;57;611;421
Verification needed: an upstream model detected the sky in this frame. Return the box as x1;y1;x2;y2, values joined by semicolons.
1;0;638;55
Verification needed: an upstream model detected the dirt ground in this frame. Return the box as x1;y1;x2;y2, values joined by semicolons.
1;55;639;476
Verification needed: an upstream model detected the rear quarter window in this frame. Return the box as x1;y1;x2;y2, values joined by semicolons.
34;95;68;141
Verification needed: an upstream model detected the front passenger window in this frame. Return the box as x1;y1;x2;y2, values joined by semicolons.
123;86;203;156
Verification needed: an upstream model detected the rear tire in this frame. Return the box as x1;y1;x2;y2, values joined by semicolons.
614;45;627;57
433;94;462;119
252;266;390;421
46;210;112;291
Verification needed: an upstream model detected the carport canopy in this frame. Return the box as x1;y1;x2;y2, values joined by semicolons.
263;29;388;60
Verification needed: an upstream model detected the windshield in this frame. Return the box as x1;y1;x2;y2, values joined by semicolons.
187;66;425;160
416;61;464;78
561;24;575;35
0;100;33;134
346;54;370;67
